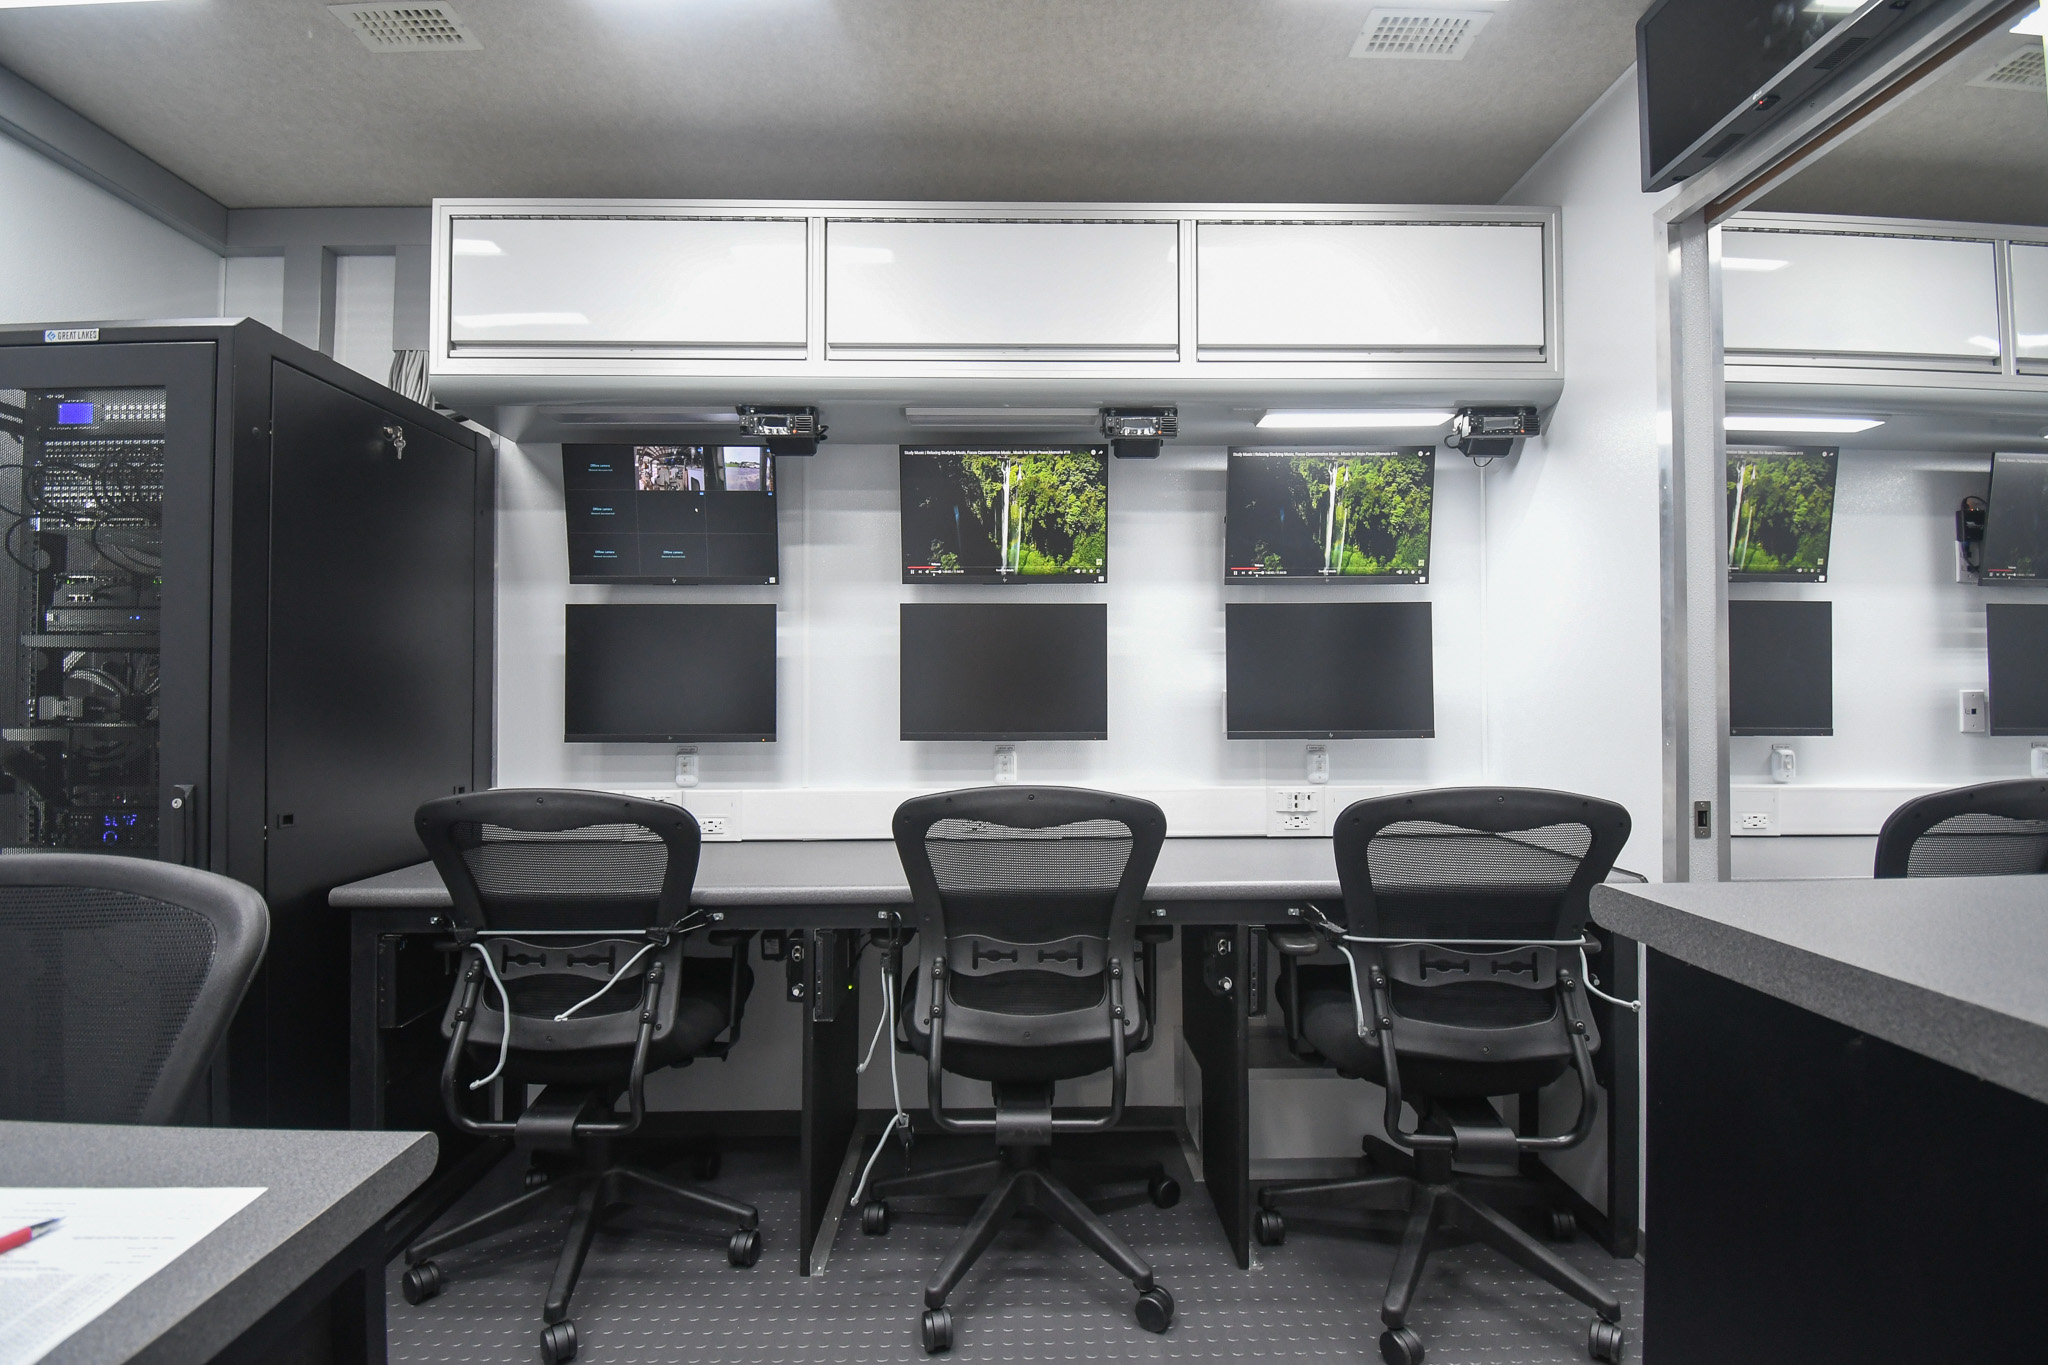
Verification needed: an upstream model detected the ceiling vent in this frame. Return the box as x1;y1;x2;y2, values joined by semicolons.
1351;8;1493;61
1969;46;2046;92
327;4;481;52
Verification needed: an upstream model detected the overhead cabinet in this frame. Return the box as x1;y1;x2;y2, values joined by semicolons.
2010;243;2048;370
1194;222;1547;358
447;216;809;354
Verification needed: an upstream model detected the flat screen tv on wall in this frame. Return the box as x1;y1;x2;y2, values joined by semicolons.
1727;447;1837;583
1225;448;1434;583
900;447;1109;584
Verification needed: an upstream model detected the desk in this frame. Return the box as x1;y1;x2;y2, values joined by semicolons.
1;1121;434;1365
335;838;1639;1272
1593;877;2048;1364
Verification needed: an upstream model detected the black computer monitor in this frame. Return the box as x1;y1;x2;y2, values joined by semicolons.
1988;603;2048;735
563;444;778;584
1224;602;1434;739
899;603;1108;740
564;603;776;742
1727;447;1837;582
1982;451;2048;583
1225;448;1435;582
1727;599;1832;736
899;447;1109;584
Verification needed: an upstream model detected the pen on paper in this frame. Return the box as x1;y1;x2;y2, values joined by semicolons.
0;1218;61;1256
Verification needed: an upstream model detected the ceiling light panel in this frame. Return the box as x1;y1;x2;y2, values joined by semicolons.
0;1;171;8
327;3;481;52
1725;415;1884;434
1351;9;1494;61
1258;410;1455;430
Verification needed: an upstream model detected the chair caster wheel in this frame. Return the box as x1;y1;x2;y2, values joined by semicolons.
524;1168;551;1191
861;1199;891;1234
1549;1209;1579;1241
399;1261;442;1305
1379;1326;1425;1365
727;1228;760;1267
538;1320;577;1364
1588;1319;1625;1362
1255;1208;1286;1245
1148;1174;1181;1208
921;1307;953;1353
1134;1286;1175;1333
694;1147;722;1181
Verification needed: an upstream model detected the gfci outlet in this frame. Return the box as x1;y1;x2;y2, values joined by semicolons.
1266;787;1324;837
683;791;741;842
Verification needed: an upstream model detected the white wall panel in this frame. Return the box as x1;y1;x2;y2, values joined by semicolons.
1721;229;1999;360
1195;222;1546;353
223;256;285;332
824;220;1179;352
333;253;396;383
2011;242;2048;361
448;216;807;348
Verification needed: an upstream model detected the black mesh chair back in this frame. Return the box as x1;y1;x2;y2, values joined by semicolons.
0;854;267;1124
895;786;1165;1097
1874;780;2048;878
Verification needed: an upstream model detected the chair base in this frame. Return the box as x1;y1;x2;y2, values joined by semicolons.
1258;1157;1623;1364
400;1144;759;1363
865;1145;1176;1354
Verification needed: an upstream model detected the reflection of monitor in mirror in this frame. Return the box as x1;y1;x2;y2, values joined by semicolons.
564;603;777;743
1728;599;1832;736
1988;604;2048;736
1727;447;1837;582
899;447;1109;584
1982;452;2048;583
563;444;778;584
1225;449;1434;583
899;603;1108;740
1224;602;1434;739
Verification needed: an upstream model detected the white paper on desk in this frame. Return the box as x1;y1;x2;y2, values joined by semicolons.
0;1186;266;1365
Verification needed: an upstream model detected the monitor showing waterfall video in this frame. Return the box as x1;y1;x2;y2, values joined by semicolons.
1225;448;1435;583
1726;446;1837;583
899;447;1109;584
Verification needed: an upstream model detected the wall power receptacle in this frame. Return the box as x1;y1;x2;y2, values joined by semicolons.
1266;788;1324;837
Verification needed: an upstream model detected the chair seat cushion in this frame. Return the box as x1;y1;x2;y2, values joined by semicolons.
1299;985;1573;1099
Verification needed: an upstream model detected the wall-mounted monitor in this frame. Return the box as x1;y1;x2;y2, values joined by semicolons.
1727;447;1837;583
900;447;1108;584
564;603;776;743
563;444;778;584
900;603;1108;741
1989;604;2048;736
1224;602;1434;739
1225;448;1434;583
1728;599;1831;736
1982;451;2048;584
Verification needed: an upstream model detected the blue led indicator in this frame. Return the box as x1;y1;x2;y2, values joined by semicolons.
56;402;93;425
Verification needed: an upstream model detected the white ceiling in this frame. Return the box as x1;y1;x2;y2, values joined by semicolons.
0;0;1649;209
1753;26;2048;228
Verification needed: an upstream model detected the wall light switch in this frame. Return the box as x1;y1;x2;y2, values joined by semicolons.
993;745;1019;784
1960;690;1989;735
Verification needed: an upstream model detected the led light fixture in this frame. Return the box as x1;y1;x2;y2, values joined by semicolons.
1725;415;1884;434
1101;407;1177;459
737;405;826;456
1722;257;1789;272
2014;6;2047;37
1256;410;1455;430
0;1;172;7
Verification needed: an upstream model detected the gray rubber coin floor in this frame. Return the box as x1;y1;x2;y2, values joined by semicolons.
387;1138;1643;1364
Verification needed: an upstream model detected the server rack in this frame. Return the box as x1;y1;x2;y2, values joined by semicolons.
0;320;494;1129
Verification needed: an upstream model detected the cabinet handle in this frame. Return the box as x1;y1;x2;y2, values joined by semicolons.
169;783;198;867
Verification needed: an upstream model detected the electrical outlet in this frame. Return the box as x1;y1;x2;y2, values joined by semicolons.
1266;787;1324;837
1305;745;1330;785
683;790;741;841
1278;812;1316;833
674;747;699;788
1739;812;1773;832
1960;689;1989;734
993;745;1019;784
2033;745;2048;779
698;815;729;837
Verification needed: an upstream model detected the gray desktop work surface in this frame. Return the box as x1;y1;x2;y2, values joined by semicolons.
1;1121;436;1364
1593;877;2048;1106
327;836;1356;909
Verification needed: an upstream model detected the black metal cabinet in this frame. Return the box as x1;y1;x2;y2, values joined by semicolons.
0;321;494;1128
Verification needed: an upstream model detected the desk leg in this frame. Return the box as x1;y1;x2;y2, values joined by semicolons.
349;914;383;1130
800;929;860;1275
1602;931;1641;1257
1180;925;1250;1269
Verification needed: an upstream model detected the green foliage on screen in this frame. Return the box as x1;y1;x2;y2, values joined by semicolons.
1263;452;1433;577
947;449;1108;576
1727;450;1836;577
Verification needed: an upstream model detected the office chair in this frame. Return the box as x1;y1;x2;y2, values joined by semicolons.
1260;789;1631;1365
0;853;267;1125
858;786;1177;1354
398;791;760;1365
1873;779;2048;878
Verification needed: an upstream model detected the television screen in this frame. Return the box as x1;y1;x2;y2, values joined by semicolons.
1982;451;2048;583
564;603;776;742
563;444;778;584
1727;447;1837;582
1225;448;1434;583
900;447;1108;584
1728;599;1832;736
1224;602;1434;739
899;603;1108;740
1988;604;2048;736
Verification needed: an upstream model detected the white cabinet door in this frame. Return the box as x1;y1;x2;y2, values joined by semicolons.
824;220;1179;355
447;217;808;350
1721;229;2000;362
2010;243;2048;363
1195;222;1546;355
